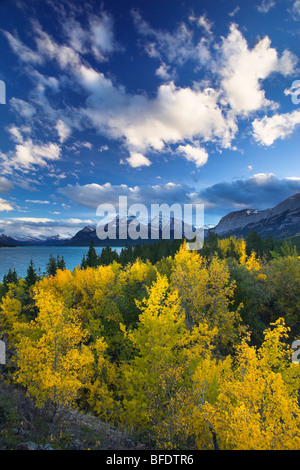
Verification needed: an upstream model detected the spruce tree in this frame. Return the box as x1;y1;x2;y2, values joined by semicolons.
25;259;38;288
46;254;57;277
57;255;66;270
86;240;98;267
81;254;87;269
2;268;18;292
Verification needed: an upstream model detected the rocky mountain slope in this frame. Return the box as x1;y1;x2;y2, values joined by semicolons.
211;193;300;239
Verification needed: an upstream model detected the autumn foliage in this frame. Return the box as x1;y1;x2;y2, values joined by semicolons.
1;234;300;449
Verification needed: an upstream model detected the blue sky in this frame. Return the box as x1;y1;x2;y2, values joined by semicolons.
0;0;299;238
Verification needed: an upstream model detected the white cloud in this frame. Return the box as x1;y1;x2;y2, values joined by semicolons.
55;119;71;143
252;110;300;145
63;11;119;60
276;50;298;76
196;14;214;35
10;98;36;118
155;62;172;81
4;9;299;174
219;24;297;115
35;27;81;69
89;12;118;58
132;10;200;65
0;198;14;212
8;217;53;223
2;30;43;63
229;6;240;17
1;127;61;174
257;0;276;13
83;80;237;166
177;144;209;167
25;199;51;204
126;152;152;168
14;140;61;170
58;181;193;209
250;172;275;184
292;0;300;16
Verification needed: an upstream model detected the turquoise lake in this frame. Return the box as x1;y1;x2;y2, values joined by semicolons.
0;246;121;280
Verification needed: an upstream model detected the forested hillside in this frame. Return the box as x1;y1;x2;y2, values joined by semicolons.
1;232;300;450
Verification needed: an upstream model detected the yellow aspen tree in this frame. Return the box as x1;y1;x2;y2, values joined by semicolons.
116;258;157;328
120;273;192;444
171;244;244;353
205;256;244;352
170;243;209;330
0;293;22;343
245;251;261;272
86;337;119;424
35;265;124;357
192;319;300;450
120;272;217;448
238;238;247;266
15;289;94;411
190;354;233;449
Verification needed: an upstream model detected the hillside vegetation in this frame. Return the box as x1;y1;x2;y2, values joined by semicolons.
1;232;300;450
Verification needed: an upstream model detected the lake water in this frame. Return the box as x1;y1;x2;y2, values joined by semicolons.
0;246;119;280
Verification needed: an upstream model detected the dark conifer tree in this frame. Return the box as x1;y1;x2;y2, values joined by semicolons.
86;240;98;267
57;255;66;270
25;259;38;288
46;254;57;277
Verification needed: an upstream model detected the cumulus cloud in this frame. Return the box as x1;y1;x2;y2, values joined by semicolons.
78;22;296;165
177;143;209;167
198;173;300;211
218;24;296;115
58;181;194;209
1;126;61;174
252;111;300;145
0;198;14;212
82;80;237;165
126;152;152;168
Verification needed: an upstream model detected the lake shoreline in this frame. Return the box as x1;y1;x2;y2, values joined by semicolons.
0;246;118;280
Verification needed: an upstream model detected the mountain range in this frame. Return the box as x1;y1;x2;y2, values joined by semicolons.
1;193;300;247
211;192;300;239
